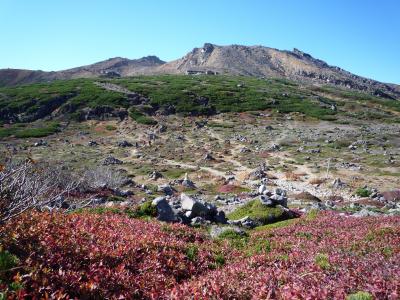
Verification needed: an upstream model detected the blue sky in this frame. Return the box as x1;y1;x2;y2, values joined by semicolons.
0;0;399;83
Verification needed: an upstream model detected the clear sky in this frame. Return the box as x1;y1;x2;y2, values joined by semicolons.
0;0;399;83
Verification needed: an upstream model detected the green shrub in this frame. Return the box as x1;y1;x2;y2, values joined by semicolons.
0;122;60;139
214;253;226;266
355;187;372;198
129;109;157;125
0;250;19;273
315;253;331;270
105;125;117;131
135;201;157;218
186;244;199;261
227;199;288;225
217;229;249;249
346;291;373;300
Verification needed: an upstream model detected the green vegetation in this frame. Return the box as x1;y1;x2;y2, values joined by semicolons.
186;244;199;261
227;199;288;225
315;253;331;270
73;201;157;219
1;75;398;133
135;201;158;218
217;229;249;249
0;79;128;123
355;187;372;198
0;121;60;139
0;249;19;276
105;125;117;131
346;291;373;300
0;75;342;126
255;218;297;231
129;108;157;125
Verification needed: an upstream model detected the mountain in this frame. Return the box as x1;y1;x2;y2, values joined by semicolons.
0;43;399;99
157;43;400;99
0;56;165;86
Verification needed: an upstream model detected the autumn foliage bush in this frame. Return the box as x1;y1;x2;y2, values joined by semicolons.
0;211;231;299
1;211;399;299
171;213;400;299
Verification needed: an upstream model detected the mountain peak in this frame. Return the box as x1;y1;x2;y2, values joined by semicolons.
0;43;399;99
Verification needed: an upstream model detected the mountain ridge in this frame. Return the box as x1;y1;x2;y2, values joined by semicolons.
1;43;399;99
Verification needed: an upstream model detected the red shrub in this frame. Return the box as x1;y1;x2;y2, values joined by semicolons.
2;212;400;299
0;212;226;299
171;213;400;299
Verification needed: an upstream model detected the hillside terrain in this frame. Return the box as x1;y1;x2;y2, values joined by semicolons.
1;43;399;100
1;72;400;298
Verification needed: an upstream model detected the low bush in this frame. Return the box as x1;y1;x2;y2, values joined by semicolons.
355;187;372;198
0;212;226;299
1;212;399;298
346;291;373;300
227;199;289;225
129;108;157;125
0;122;60;139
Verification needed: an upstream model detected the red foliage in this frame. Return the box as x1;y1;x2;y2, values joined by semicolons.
2;212;400;299
0;212;225;299
217;184;244;194
171;213;400;299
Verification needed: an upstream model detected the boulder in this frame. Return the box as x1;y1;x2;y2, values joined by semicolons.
181;194;208;217
182;173;195;188
258;184;268;195
191;216;207;226
259;195;274;206
157;184;175;195
117;140;133;147
228;216;257;229
103;156;123;165
352;208;381;217
149;171;163;180
152;197;177;222
214;210;228;224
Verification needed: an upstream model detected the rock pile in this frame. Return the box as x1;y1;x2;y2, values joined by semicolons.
151;193;227;226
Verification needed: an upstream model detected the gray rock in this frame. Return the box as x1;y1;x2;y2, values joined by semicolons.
88;140;98;147
259;195;274;206
352;208;381;217
214;210;227;224
152;196;177;222
228;216;257;229
191;216;207;226
117;140;133;147
149;171;163;180
258;184;268;195
332;178;346;189
103;156;123;165
181;193;208;217
158;184;175;195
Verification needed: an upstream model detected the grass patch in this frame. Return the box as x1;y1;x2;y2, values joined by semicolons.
315;253;331;270
254;218;297;231
346;291;373;300
0;122;60;139
217;229;249;249
227;199;288;225
105;125;117;131
355;187;372;198
129;108;157;125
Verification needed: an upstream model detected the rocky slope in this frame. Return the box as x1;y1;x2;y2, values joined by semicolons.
0;56;165;86
1;43;399;99
157;43;400;99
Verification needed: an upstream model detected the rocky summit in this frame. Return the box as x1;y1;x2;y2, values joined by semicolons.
1;43;399;100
